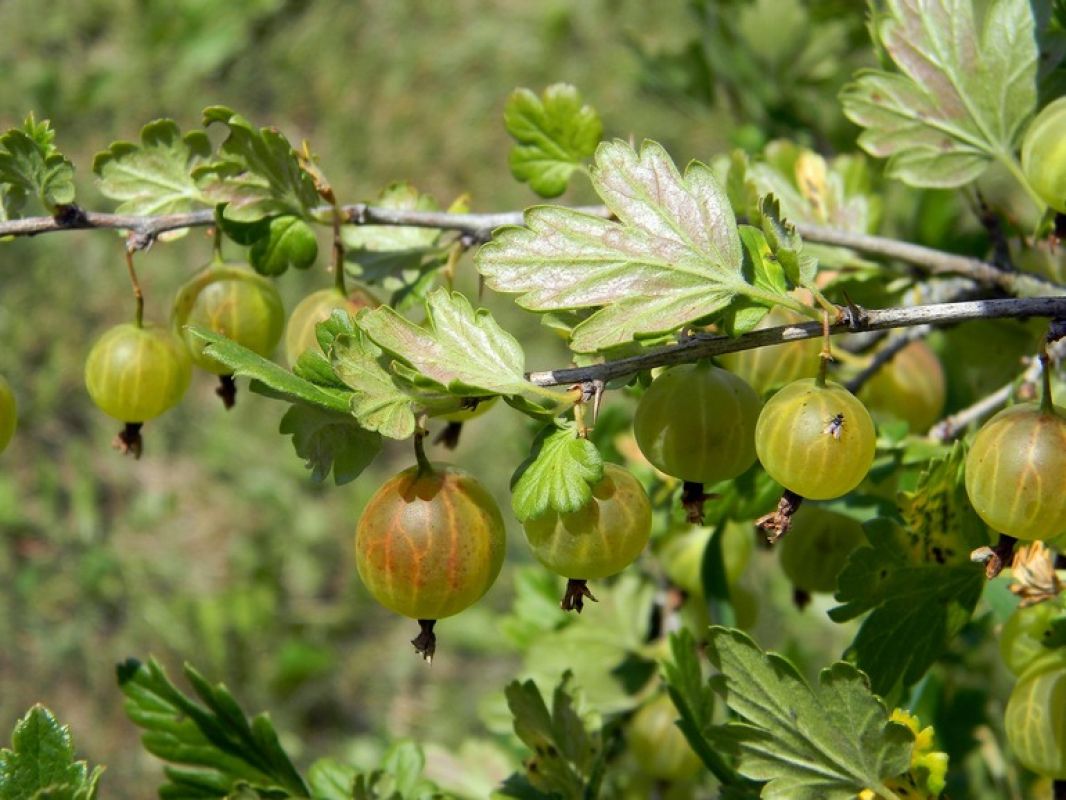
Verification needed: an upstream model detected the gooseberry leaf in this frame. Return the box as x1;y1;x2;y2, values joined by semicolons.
0;706;102;800
280;405;383;485
500;674;605;800
0;115;75;214
116;657;309;798
330;331;417;440
505;83;603;198
195;106;321;221
189;328;352;413
897;442;991;563
510;422;604;522
706;627;914;800
478;139;799;353
753;195;817;288
92;119;212;230
829;516;986;697
841;0;1037;187
356;287;535;397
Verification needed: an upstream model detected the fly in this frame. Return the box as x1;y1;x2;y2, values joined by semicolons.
824;413;844;440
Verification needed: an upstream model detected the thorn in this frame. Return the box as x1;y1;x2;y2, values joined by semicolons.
840;291;867;329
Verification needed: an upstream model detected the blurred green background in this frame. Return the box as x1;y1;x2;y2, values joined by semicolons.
0;2;1032;798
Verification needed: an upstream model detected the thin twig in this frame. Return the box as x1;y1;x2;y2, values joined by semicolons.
843;325;931;394
2;204;1064;297
928;337;1066;442
526;297;1066;387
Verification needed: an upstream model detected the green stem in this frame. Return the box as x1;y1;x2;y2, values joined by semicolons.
742;286;821;320
124;249;144;328
816;311;832;388
413;427;433;477
1040;342;1055;414
999;151;1048;216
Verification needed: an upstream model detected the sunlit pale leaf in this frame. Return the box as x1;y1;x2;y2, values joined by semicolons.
194;106;320;221
478;139;792;353
841;0;1037;187
357;287;532;396
93;119;212;228
331;331;417;440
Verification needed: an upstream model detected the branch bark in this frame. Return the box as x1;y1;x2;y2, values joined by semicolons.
526;297;1066;388
2;204;1062;298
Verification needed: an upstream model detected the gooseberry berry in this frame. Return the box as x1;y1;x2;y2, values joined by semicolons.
0;375;16;454
1005;650;1066;779
628;693;702;782
172;261;285;375
1000;600;1065;676
1021;97;1066;214
755;378;876;500
660;521;754;595
355;461;506;658
284;284;380;366
633;361;760;484
964;403;1066;541
779;505;866;593
718;308;821;395
522;463;652;610
84;323;191;423
860;340;946;433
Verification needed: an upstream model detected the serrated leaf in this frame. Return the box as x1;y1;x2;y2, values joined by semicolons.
828;516;986;697
706;627;914;800
188;327;351;413
502;674;603;799
841;0;1037;187
195;106;321;221
307;758;356;800
505;83;603;198
116;657;308;798
663;629;744;788
279;405;382;485
357;287;532;396
0;115;75;213
478;139;795;353
92;119;212;233
754;194;817;288
0;706;101;800
509;422;604;521
330;332;417;440
897;442;991;563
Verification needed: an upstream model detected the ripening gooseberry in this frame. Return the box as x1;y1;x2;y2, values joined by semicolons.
718;308;821;395
1005;650;1066;779
84;323;191;422
1021;97;1066;214
0;375;15;454
659;522;754;596
779;505;866;593
522;463;652;583
633;361;761;485
284;284;380;366
355;462;505;631
755;378;876;500
964;403;1066;541
172;261;285;374
628;693;702;781
1000;600;1065;676
860;340;946;434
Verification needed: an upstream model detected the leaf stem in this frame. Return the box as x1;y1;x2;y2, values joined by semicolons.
413;424;433;477
998;151;1047;216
